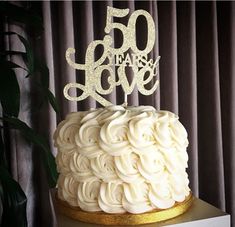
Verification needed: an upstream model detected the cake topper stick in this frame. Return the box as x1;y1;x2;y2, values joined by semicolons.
63;6;160;107
123;94;128;107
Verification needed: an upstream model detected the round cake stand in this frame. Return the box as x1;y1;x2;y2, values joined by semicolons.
55;193;194;226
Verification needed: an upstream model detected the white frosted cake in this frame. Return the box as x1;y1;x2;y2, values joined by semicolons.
53;105;190;215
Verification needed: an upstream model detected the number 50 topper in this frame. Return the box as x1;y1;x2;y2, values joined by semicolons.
64;6;160;107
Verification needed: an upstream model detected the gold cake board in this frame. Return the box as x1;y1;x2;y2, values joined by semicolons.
55;192;194;226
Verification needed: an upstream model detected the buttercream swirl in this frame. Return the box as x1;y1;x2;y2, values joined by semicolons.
69;152;94;182
115;152;144;183
56;149;74;174
99;110;131;156
54;112;85;151
137;147;166;183
54;105;190;214
123;182;153;213
77;178;101;212
127;111;156;149
149;174;175;209
90;153;119;182
98;182;125;213
57;173;79;207
74;117;103;159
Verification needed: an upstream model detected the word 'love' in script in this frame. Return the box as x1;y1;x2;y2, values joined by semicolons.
64;6;160;106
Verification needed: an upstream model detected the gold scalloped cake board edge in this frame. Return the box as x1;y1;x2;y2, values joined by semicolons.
55;192;194;226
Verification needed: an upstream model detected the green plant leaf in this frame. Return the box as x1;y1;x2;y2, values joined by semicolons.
0;50;26;56
35;61;49;89
1;32;35;74
0;130;7;168
1;31;16;36
32;60;60;115
0;166;27;227
46;90;60;115
4;60;27;71
1;117;58;188
18;35;34;74
0;60;20;117
0;2;43;31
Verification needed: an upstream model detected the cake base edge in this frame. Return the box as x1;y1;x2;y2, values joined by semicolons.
55;191;194;226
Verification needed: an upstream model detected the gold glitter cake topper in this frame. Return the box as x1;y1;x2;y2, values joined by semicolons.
64;6;160;106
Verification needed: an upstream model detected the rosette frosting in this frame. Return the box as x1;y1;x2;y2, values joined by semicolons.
54;105;190;214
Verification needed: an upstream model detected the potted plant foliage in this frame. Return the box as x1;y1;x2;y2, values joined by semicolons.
0;2;59;226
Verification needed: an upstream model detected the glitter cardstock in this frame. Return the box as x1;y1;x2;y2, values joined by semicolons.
64;6;161;106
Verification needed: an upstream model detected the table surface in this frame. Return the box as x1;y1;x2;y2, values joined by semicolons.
51;191;230;227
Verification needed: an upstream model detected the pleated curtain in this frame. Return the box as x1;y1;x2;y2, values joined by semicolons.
3;1;235;227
